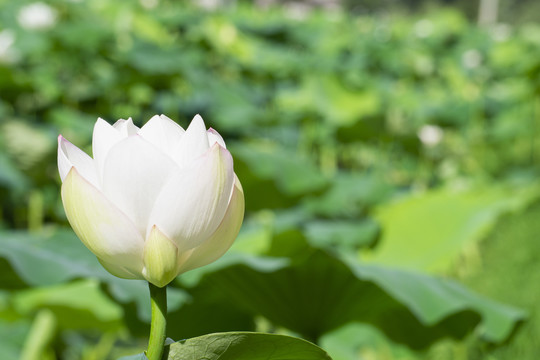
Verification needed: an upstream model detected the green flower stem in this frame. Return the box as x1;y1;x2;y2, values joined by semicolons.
147;283;167;360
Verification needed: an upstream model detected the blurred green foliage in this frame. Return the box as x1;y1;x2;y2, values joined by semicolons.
0;0;539;359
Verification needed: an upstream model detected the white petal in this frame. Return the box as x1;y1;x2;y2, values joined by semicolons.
92;118;125;183
177;175;244;274
207;128;226;148
171;114;209;168
58;135;99;188
102;136;178;236
138;114;185;154
98;258;141;280
113;117;139;136
149;143;235;252
61;167;145;278
160;114;183;129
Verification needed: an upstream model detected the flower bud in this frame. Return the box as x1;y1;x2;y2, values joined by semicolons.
58;115;244;287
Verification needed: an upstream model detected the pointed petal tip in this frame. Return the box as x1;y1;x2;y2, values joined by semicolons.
143;225;179;287
58;135;67;148
207;128;227;148
58;135;78;149
159;114;177;123
191;114;206;127
234;174;243;193
65;165;78;179
112;118;125;127
204;142;230;162
58;134;71;145
210;141;229;154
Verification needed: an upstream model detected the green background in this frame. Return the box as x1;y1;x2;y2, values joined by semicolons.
0;0;539;359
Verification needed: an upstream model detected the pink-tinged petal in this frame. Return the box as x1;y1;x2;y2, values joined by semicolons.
57;135;99;188
177;174;244;274
92;118;125;182
61;167;144;278
207;128;226;148
149;143;235;252
113;117;139;136
102;136;178;236
138;114;185;154
171;114;209;168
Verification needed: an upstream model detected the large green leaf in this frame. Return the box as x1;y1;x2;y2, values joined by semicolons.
365;184;540;273
304;218;380;251
320;323;417;360
349;262;525;343
119;333;331;360
12;279;123;331
0;229;189;323
438;197;540;358
0;320;29;360
187;231;524;348
0;228;275;339
0;229;105;286
167;332;332;360
168;246;288;339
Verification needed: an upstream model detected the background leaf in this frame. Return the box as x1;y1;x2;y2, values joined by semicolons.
178;232;524;348
365;183;540;272
167;332;332;360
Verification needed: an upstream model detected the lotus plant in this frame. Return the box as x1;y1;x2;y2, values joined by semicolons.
58;114;244;360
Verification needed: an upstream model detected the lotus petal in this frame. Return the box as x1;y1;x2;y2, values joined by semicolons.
149;143;235;252
61;167;144;278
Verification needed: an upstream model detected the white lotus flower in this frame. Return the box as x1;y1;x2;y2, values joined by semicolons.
418;124;444;147
17;2;57;30
58;114;244;287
